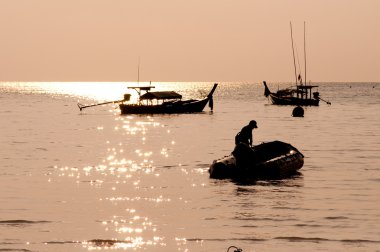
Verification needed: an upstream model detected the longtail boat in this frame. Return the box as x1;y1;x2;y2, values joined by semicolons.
119;83;217;114
78;83;218;114
209;141;304;180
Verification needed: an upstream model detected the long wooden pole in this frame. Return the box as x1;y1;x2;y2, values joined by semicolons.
77;99;125;111
290;22;298;85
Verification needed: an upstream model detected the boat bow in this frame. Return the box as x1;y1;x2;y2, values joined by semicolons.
207;83;218;111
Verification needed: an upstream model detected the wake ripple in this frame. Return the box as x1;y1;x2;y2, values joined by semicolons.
275;236;380;244
0;249;32;252
0;220;51;227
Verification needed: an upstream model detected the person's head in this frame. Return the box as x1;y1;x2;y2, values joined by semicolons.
249;120;258;129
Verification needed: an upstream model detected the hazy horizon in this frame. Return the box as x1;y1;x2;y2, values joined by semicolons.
1;0;379;82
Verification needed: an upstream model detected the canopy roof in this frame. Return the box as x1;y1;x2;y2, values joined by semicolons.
128;86;155;91
297;85;318;89
140;91;182;100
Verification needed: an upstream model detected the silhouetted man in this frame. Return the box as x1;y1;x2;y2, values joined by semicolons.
235;120;258;146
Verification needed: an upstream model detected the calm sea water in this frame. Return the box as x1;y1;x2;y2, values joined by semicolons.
0;82;379;252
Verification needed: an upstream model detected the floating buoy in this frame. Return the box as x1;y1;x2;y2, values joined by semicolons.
292;106;304;117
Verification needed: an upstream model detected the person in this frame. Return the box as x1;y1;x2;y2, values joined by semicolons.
235;120;258;146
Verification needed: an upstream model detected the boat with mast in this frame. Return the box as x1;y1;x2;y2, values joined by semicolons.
263;22;329;106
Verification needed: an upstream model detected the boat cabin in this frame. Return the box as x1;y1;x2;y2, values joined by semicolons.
127;86;183;105
296;85;319;100
140;91;182;105
140;91;182;100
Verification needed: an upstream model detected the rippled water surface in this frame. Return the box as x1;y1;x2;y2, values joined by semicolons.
0;82;379;252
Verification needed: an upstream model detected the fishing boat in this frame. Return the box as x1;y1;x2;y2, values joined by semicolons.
119;83;218;114
209;141;304;180
78;83;218;114
263;22;329;106
263;81;320;106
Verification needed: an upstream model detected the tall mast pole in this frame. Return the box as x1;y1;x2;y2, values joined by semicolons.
304;21;307;87
290;22;298;85
137;56;140;84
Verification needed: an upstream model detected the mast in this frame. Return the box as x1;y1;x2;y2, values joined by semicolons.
137;56;140;84
295;44;302;83
304;21;307;87
290;22;298;85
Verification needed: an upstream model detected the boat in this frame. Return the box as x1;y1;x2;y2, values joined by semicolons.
263;22;329;106
78;83;218;114
119;83;218;114
209;141;304;180
263;81;320;106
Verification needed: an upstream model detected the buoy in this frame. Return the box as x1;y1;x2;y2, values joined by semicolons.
292;106;304;117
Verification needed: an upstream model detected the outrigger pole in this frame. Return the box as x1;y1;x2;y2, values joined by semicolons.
77;99;126;111
319;97;331;105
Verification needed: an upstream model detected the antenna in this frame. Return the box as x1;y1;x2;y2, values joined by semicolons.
290;22;298;85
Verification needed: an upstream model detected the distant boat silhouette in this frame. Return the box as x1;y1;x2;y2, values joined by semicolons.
119;83;218;114
263;22;329;106
78;83;218;114
263;81;320;106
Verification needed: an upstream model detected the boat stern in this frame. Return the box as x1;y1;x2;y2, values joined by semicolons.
263;81;271;97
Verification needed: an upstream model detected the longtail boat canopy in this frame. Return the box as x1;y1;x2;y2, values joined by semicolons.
140;91;182;100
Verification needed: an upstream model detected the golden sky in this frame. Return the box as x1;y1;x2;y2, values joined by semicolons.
0;0;379;82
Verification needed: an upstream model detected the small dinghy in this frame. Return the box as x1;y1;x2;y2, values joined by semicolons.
209;141;304;180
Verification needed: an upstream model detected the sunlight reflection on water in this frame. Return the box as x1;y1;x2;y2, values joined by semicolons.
2;82;380;251
2;82;212;103
50;112;176;250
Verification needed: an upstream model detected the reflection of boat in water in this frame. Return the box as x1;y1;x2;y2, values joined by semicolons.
209;141;304;180
119;83;218;114
78;83;218;114
263;81;320;106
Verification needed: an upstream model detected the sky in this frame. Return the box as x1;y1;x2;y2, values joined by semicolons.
0;0;379;82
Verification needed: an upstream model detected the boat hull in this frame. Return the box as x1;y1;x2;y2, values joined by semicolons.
209;141;304;180
119;98;210;114
269;94;319;106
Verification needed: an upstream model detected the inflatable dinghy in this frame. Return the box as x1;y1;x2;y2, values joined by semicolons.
209;141;304;180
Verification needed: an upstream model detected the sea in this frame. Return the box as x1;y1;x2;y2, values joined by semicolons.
0;82;379;252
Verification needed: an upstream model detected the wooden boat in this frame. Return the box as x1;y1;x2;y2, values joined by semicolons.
209;141;304;180
263;81;320;106
263;22;329;106
119;83;218;114
78;83;218;114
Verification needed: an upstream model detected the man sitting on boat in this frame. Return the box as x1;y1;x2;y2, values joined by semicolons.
235;120;258;147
